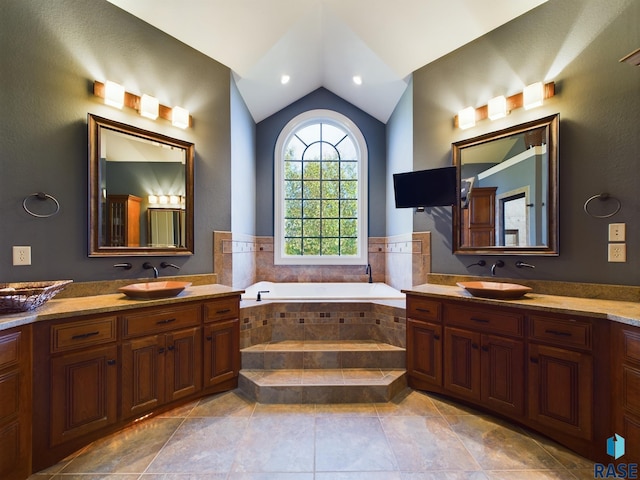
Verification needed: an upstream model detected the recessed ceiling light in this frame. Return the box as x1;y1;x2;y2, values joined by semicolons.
281;75;290;85
352;75;362;85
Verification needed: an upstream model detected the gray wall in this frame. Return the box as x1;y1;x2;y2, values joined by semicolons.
386;80;414;237
1;0;232;282
255;88;387;237
230;79;257;236
409;0;639;286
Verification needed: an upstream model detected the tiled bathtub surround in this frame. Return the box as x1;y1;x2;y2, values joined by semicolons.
238;301;406;349
214;231;431;290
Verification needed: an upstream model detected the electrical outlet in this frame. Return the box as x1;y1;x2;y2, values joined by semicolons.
608;243;626;262
12;246;32;266
608;223;626;242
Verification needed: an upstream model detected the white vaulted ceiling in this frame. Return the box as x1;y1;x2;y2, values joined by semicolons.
106;0;547;123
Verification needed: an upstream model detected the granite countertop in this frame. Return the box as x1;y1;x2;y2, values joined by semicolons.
404;283;640;327
0;284;244;331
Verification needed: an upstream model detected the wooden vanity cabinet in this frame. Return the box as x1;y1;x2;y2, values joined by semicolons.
0;326;32;480
121;305;202;419
612;322;640;461
443;303;524;418
31;293;241;474
202;296;240;390
406;298;442;389
406;293;609;462
47;316;119;447
527;314;593;441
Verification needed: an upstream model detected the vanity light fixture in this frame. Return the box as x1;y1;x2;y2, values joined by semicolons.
169;195;180;205
523;82;544;109
140;94;159;120
104;81;125;109
454;81;555;129
172;106;190;129
148;194;158;204
93;81;192;128
159;195;169;205
488;95;507;120
458;106;476;130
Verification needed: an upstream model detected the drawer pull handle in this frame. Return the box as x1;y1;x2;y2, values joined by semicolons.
107;359;116;366
416;308;431;313
216;308;231;314
471;317;489;323
71;331;100;340
157;318;176;325
530;357;539;364
545;329;572;337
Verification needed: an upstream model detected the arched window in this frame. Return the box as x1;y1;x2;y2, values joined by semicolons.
274;110;368;265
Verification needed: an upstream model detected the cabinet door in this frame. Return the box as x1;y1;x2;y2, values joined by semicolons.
50;345;118;446
528;343;593;439
407;319;442;387
444;327;481;401
204;319;239;388
481;334;524;416
122;335;165;419
166;327;202;402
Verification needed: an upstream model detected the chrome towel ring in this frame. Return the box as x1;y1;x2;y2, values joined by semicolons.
22;192;60;218
583;192;621;218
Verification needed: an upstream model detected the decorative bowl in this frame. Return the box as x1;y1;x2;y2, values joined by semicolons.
457;281;532;300
0;280;73;313
118;281;191;299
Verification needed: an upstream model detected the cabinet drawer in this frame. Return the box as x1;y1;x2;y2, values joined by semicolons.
0;331;22;370
203;297;239;323
407;297;441;322
444;304;523;337
51;317;117;353
621;327;640;366
122;305;200;338
529;315;591;350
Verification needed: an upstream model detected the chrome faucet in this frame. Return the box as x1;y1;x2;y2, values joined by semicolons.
160;262;180;270
515;261;536;269
143;262;159;278
490;260;504;276
365;263;373;283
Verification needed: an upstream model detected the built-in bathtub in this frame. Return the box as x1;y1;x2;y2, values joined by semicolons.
239;281;407;350
241;281;405;302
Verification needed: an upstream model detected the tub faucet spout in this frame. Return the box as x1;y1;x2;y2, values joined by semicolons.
365;264;373;283
143;262;159;278
257;290;270;301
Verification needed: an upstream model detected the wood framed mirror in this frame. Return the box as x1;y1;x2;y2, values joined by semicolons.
452;114;559;256
88;114;194;256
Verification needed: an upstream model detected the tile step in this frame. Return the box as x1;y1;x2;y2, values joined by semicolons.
238;368;407;404
241;340;406;370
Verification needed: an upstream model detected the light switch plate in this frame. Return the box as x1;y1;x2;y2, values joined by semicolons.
608;223;626;242
608;243;626;262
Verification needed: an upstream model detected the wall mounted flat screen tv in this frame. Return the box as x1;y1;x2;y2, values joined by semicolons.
393;166;457;208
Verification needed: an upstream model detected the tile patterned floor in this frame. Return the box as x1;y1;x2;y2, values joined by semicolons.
30;388;595;480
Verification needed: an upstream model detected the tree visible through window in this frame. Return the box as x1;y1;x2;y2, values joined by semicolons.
275;110;368;265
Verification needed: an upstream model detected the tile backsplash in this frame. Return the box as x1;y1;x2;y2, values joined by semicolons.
213;231;431;290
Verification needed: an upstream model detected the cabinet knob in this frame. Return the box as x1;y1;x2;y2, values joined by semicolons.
472;343;479;350
158;347;165;354
206;336;213;341
530;357;539;364
434;335;440;340
481;345;489;352
106;359;116;365
167;345;175;351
